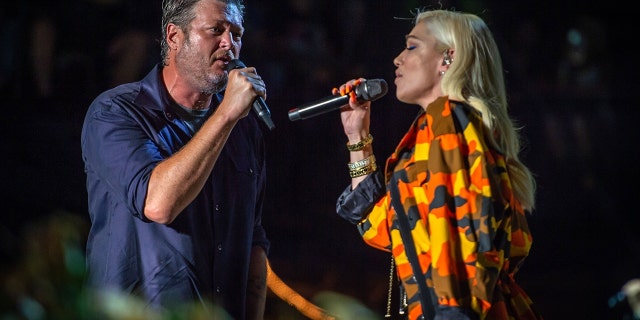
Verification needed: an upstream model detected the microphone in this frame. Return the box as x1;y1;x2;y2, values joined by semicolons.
227;59;275;130
288;79;388;121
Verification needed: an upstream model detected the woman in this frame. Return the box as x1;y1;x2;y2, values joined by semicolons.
335;9;542;320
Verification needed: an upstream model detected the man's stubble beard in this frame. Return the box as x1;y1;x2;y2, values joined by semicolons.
177;37;228;95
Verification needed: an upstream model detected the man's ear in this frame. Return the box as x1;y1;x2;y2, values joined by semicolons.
166;23;182;50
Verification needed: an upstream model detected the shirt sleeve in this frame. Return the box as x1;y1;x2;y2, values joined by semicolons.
81;98;162;220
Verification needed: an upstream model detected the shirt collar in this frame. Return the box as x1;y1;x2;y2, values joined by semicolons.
134;64;223;112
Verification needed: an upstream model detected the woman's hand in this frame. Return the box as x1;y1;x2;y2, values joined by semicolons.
335;78;371;141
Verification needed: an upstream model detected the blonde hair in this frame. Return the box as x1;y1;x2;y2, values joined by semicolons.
416;9;536;211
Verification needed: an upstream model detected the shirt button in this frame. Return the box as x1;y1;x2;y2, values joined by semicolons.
217;243;223;252
216;286;222;293
249;168;254;174
165;111;174;120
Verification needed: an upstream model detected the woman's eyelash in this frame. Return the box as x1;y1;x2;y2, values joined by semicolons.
406;45;417;50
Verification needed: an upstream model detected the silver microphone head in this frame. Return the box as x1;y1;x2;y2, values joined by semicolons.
356;79;388;102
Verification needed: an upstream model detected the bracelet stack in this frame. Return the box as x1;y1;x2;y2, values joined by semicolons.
346;133;373;152
348;154;377;178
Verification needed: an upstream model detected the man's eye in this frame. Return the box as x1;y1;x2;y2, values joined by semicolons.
211;27;223;34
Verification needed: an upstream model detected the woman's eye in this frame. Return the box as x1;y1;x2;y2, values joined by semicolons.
406;45;417;51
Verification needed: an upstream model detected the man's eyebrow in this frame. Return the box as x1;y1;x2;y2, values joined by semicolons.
212;19;244;32
211;19;230;26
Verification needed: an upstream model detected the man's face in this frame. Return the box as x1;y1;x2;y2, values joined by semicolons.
175;0;244;94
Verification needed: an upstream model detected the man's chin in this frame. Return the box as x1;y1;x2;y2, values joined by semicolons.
205;75;227;95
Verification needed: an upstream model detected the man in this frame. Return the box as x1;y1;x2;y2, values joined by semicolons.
80;0;270;318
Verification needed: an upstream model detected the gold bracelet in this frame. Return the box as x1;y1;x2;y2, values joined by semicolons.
348;155;376;170
346;133;373;152
349;162;377;178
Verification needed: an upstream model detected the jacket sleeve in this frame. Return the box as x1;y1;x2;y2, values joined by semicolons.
336;170;386;224
336;170;394;251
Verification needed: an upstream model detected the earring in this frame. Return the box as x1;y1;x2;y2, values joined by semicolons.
442;50;452;66
439;70;445;76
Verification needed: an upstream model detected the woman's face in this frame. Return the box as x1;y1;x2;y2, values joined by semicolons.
393;20;445;107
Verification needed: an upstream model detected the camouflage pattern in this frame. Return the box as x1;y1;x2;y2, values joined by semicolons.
357;97;542;319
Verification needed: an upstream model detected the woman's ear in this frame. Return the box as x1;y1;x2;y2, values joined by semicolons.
442;49;454;66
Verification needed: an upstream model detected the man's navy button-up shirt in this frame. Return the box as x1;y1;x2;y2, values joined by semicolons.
80;65;270;318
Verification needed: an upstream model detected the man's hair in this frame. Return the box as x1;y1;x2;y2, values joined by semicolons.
160;0;245;65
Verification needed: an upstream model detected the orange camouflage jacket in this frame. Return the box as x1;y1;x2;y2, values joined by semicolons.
337;97;542;320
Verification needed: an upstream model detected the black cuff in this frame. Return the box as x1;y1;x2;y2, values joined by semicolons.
335;170;386;224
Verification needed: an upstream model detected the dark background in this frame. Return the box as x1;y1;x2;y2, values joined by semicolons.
1;0;638;319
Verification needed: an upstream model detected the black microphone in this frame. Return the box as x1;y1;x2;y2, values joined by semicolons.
227;59;275;130
288;79;388;121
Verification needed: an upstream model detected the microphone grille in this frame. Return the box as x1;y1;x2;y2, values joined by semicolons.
359;79;388;101
227;59;246;70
